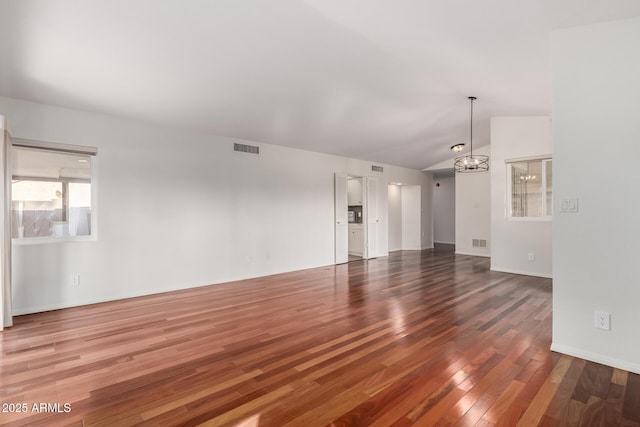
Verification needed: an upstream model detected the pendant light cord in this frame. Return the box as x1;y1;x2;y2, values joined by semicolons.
469;96;475;157
454;95;488;173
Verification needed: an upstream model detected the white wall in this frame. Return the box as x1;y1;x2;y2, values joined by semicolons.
387;184;426;252
387;184;402;251
551;17;640;373
401;186;421;250
0;96;432;315
453;145;491;257
433;176;455;244
490;117;552;277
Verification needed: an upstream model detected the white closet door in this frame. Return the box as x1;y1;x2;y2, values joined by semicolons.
366;176;379;259
334;173;348;264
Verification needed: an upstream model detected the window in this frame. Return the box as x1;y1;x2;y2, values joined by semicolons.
507;158;552;219
11;143;96;240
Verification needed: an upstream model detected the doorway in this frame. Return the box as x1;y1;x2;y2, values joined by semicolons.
334;174;379;264
432;171;455;250
347;176;365;261
387;183;422;252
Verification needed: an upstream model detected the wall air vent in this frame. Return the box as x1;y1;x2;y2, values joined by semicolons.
234;143;260;155
371;165;384;173
472;239;487;248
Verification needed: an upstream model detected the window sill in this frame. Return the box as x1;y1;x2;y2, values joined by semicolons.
12;235;97;245
507;217;552;222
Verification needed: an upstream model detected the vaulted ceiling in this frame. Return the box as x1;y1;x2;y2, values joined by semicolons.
1;1;639;170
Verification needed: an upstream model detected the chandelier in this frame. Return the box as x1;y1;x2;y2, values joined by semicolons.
450;143;465;153
454;96;489;173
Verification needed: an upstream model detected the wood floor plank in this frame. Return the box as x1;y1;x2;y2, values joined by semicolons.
545;357;587;422
482;380;526;423
604;382;625;427
515;354;573;426
612;369;628;386
623;372;640;422
559;400;586;427
580;395;606;427
572;362;613;404
0;248;636;426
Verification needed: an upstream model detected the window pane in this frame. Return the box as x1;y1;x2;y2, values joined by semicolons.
510;159;548;218
11;146;92;239
12;181;64;237
69;183;92;236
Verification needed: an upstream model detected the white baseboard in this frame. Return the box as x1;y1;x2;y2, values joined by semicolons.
455;251;490;258
388;248;431;252
550;342;640;375
490;267;552;279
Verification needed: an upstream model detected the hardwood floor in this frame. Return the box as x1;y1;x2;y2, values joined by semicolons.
1;248;639;426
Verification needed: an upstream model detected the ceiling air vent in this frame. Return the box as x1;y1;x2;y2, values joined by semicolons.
234;143;259;155
472;239;487;248
371;165;384;173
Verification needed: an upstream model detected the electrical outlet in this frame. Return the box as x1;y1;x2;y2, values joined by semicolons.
528;253;535;261
595;311;610;330
71;274;80;287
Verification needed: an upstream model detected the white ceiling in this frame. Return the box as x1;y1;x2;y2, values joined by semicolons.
1;1;639;170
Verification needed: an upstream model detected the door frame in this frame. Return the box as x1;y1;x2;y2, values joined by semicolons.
335;173;379;263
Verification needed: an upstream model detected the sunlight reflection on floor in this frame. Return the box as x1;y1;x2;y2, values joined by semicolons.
233;413;260;427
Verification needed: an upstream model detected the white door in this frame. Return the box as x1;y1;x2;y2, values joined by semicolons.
366;176;379;259
334;173;348;264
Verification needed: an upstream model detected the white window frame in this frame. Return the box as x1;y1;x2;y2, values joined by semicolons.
10;138;98;245
505;155;552;221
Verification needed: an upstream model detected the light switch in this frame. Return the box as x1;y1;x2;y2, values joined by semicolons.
560;198;579;213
